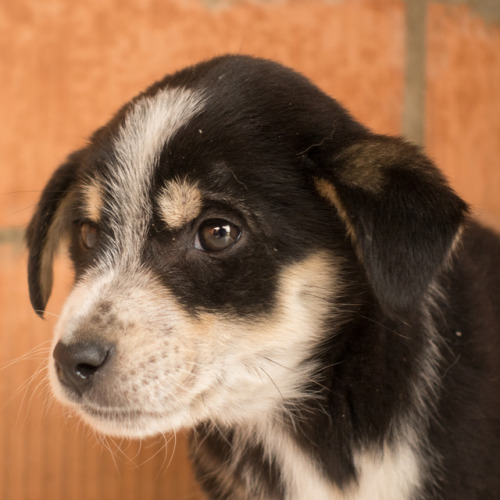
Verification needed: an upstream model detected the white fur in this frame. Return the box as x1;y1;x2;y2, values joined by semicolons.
351;441;421;500
225;421;422;500
103;87;206;264
255;423;344;500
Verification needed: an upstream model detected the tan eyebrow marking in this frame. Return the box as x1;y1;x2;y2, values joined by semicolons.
82;179;104;222
157;178;203;229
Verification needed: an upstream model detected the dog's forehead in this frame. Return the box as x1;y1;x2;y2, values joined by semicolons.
82;57;336;235
86;95;274;221
81;86;206;223
110;85;207;199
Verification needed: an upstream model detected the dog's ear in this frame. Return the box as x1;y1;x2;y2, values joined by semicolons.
310;135;469;318
26;151;82;317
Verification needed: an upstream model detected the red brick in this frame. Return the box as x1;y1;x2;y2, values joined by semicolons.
426;3;500;227
0;0;405;227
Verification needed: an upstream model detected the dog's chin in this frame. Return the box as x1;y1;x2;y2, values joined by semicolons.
78;406;185;439
51;381;189;439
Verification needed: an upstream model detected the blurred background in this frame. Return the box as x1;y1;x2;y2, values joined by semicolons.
1;0;499;498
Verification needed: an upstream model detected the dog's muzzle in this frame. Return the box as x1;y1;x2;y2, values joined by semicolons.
53;340;115;396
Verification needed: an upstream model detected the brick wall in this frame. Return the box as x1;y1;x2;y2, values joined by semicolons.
1;1;498;498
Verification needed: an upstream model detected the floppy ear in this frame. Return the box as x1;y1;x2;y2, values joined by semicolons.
26;152;82;317
310;135;469;318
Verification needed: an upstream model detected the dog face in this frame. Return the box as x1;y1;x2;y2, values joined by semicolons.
27;55;467;439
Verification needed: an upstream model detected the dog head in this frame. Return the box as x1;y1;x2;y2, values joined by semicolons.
27;55;467;438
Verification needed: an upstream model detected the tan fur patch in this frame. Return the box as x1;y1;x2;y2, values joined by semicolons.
82;180;104;222
40;190;77;309
157;178;203;229
314;177;357;245
334;141;387;194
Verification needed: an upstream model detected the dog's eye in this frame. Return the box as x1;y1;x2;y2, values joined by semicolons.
195;219;241;252
79;222;98;250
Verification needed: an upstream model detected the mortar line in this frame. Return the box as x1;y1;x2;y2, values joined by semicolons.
0;227;25;246
402;0;428;147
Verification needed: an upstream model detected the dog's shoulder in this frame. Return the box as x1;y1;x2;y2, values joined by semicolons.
428;220;500;497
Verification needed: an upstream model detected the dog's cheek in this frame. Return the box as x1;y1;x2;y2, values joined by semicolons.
172;251;342;425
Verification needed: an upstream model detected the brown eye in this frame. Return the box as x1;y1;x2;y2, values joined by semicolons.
80;222;98;250
195;219;241;252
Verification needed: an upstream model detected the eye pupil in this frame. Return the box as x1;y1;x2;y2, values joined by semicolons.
80;222;98;250
197;219;241;252
213;225;228;239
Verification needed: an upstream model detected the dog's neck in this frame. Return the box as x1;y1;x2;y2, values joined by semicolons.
190;404;423;500
190;415;340;500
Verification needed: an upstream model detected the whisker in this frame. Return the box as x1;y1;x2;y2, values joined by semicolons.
40;382;56;416
9;364;49;425
163;431;177;474
257;365;299;434
34;309;62;320
357;314;413;341
99;434;121;474
3;361;46;409
259;355;343;398
20;372;51;423
134;434;172;472
0;341;52;372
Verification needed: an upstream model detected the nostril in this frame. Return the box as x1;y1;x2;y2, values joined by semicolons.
74;347;112;380
75;362;102;380
53;340;114;394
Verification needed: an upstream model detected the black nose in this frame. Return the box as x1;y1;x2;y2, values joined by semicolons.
53;340;114;396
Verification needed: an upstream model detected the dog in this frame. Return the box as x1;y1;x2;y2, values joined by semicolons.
27;55;500;499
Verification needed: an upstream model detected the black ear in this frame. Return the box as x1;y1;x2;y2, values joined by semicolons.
26;152;81;317
311;135;469;318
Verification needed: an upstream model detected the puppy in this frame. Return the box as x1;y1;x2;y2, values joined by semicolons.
27;55;500;499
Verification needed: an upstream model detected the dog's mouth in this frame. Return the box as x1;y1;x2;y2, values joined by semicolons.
49;346;205;438
83;405;156;421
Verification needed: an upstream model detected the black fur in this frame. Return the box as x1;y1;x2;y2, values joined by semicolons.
26;150;84;315
27;55;500;499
